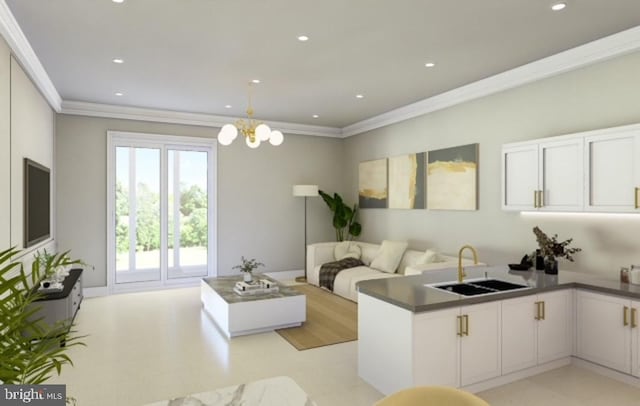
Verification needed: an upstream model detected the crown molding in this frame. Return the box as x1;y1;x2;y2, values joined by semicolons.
0;1;61;111
60;101;342;137
342;25;640;137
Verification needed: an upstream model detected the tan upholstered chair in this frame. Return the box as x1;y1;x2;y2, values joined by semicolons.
374;386;490;406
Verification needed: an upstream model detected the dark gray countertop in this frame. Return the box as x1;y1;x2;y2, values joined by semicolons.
357;265;640;312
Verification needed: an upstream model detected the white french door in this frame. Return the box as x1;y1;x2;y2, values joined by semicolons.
107;132;216;292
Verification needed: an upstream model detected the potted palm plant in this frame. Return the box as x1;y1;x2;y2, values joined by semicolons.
0;247;85;404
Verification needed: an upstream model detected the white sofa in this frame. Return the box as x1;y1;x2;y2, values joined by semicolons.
306;241;482;302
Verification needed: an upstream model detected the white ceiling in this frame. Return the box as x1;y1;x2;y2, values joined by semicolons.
5;0;640;130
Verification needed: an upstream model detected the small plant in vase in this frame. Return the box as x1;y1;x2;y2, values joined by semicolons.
233;257;264;283
533;226;582;275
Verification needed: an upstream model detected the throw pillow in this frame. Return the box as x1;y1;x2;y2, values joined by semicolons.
415;249;441;265
370;240;409;273
334;241;362;260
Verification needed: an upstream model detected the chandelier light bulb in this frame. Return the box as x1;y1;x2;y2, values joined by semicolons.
218;124;238;145
269;130;284;146
255;124;272;141
246;136;261;149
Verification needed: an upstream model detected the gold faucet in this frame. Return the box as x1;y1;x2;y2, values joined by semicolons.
458;245;479;283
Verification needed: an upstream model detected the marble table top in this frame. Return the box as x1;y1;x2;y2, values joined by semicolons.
202;275;304;304
144;376;316;406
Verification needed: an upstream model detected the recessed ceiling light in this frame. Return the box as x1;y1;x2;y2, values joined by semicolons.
251;79;260;84
356;94;364;99
425;62;435;68
225;105;232;109
551;3;566;11
115;92;124;96
112;58;124;64
112;0;124;3
297;35;309;42
312;114;319;118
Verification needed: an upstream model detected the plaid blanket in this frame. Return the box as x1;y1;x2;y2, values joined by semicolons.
319;257;365;292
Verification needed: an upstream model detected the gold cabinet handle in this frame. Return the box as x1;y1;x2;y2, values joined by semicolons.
457;315;464;336
632;308;638;329
534;301;542;320
534;191;538;208
624;306;630;326
463;314;469;336
635;187;639;209
541;301;545;320
539;190;544;208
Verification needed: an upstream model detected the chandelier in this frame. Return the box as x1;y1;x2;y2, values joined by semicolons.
217;83;284;148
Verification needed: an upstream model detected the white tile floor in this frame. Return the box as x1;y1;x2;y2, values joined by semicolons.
50;286;640;405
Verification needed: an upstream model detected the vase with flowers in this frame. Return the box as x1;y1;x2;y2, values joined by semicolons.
532;226;582;275
232;256;264;283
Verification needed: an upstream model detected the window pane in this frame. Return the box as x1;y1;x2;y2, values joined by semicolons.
134;148;161;271
168;149;208;279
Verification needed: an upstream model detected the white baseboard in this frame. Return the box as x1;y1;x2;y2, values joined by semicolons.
83;286;109;297
263;270;304;281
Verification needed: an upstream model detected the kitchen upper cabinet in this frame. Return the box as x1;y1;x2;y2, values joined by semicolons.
503;123;640;213
502;143;539;210
502;290;573;375
576;290;632;373
585;130;640;212
502;136;583;211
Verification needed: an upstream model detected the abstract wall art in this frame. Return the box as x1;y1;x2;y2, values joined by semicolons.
358;158;388;208
388;153;426;209
427;143;479;210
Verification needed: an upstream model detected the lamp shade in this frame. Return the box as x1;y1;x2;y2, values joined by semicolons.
293;185;319;197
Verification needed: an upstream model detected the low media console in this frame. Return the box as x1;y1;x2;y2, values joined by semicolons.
32;268;83;329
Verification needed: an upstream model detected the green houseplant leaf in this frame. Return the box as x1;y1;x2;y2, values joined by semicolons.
0;247;86;385
319;190;362;242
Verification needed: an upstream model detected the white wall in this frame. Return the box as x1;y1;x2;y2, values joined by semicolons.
0;36;9;248
55;115;344;288
9;56;55;251
343;50;640;278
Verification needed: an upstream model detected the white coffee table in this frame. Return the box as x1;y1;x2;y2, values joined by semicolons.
201;275;306;338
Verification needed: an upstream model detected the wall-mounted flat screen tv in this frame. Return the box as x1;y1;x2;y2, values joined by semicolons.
24;158;51;248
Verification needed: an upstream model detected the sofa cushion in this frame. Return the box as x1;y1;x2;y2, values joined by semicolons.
416;249;442;265
333;266;401;302
370;240;409;273
334;241;362;260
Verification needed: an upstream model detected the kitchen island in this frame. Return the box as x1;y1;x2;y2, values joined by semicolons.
357;266;640;395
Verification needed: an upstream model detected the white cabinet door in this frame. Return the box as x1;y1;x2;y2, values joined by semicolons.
576;290;631;373
632;300;640;378
414;307;461;388
538;290;573;364
501;295;537;374
585;131;640;212
502;143;539;210
539;137;584;211
460;301;501;386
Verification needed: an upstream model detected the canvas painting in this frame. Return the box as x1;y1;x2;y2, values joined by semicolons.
388;153;426;209
427;143;478;210
359;158;388;208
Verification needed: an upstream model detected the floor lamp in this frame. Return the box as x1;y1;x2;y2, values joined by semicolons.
293;185;319;282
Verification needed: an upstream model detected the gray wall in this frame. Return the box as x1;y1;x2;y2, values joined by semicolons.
344;50;640;278
55;115;344;287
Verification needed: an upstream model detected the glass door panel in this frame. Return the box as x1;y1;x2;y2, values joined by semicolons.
115;146;161;283
168;149;209;279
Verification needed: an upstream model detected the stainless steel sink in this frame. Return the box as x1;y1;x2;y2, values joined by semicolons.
429;279;529;296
